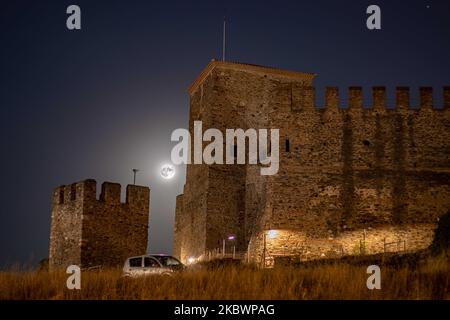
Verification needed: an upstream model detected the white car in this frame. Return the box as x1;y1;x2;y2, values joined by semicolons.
122;254;184;278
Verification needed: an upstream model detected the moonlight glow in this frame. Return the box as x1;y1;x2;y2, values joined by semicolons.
160;164;175;180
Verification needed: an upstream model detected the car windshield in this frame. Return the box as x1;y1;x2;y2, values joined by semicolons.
153;256;181;267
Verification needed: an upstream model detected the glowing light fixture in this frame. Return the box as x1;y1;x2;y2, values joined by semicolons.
187;257;196;264
268;230;278;239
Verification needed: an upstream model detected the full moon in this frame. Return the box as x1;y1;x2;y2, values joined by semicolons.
160;164;175;180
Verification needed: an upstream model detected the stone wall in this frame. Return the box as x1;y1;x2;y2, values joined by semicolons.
49;179;150;270
253;85;450;264
49;183;84;268
173;61;314;263
252;224;436;267
174;60;450;265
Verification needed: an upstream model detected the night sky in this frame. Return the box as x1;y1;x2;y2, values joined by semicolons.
1;0;449;267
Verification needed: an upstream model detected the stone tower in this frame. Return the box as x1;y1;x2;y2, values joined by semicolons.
49;179;150;270
173;60;315;263
174;60;450;265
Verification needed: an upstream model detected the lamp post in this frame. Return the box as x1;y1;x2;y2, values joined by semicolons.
132;169;139;185
227;234;236;259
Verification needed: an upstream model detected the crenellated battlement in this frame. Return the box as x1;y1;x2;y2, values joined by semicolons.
294;86;450;111
52;179;149;208
49;179;150;269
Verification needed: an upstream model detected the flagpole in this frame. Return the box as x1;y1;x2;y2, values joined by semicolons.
222;17;226;61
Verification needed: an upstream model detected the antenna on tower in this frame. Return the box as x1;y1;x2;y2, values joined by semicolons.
222;16;226;61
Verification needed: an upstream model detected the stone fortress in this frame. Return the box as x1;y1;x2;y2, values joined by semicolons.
49;179;150;270
173;60;450;266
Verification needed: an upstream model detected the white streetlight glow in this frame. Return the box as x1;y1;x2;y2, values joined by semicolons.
187;257;196;264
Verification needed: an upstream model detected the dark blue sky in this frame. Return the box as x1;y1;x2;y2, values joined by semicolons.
1;0;449;267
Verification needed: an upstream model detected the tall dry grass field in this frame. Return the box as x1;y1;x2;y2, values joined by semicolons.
0;255;449;300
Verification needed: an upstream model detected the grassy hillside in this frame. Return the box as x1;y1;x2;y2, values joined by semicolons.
0;253;449;300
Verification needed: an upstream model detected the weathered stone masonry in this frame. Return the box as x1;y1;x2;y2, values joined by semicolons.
173;60;450;265
49;179;150;270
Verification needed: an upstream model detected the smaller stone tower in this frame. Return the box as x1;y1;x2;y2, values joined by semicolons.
49;179;150;270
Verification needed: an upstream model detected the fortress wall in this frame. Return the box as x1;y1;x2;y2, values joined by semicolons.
176;61;450;265
49;183;85;270
250;86;450;263
260;223;436;266
81;182;149;268
49;180;149;269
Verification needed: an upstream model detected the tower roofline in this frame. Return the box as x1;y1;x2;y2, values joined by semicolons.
189;59;317;95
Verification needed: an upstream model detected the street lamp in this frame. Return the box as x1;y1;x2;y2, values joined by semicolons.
226;234;236;259
132;169;140;185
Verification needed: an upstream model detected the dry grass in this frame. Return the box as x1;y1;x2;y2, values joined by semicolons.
0;255;449;300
